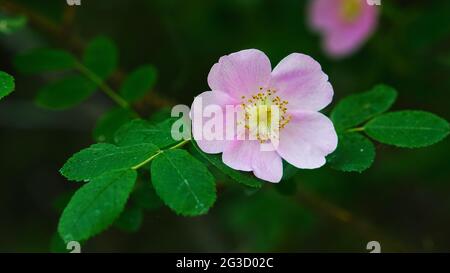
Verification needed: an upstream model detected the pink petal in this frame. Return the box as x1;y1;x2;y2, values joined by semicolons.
208;49;272;99
270;53;333;111
309;0;378;58
222;140;259;172
252;150;283;183
323;3;378;57
309;0;341;32
276;111;337;169
191;91;238;154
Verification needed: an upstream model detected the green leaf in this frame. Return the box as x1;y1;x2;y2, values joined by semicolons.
60;143;159;181
148;107;172;123
0;15;26;34
275;178;297;196
192;140;262;188
52;191;74;213
14;49;76;74
282;161;298;181
119;65;157;102
365;110;450;148
0;71;14;100
58;170;137;242
327;133;375;172
114;206;143;233
93;108;135;143
331;85;397;131
83;36;118;79
275;162;299;195
115;118;180;148
49;233;67;253
151;149;216;216
131;182;163;211
35;75;96;110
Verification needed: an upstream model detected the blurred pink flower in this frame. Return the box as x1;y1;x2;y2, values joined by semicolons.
309;0;379;58
191;49;337;183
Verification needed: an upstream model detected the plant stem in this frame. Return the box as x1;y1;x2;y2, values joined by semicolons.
75;62;131;109
131;138;191;170
131;150;163;170
169;138;191;150
0;0;85;51
1;0;175;109
295;185;414;251
346;127;365;133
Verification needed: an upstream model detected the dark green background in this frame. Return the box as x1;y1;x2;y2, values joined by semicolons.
1;0;449;252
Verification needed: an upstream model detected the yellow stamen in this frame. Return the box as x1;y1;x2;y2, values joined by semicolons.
340;0;362;22
239;87;291;143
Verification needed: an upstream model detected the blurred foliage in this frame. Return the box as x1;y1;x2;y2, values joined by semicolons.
1;0;450;252
0;14;26;34
0;70;14;99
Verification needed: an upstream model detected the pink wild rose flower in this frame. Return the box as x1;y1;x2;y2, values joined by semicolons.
309;0;378;58
191;49;338;183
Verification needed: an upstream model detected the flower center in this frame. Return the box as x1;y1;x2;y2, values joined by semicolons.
340;0;362;22
240;87;291;143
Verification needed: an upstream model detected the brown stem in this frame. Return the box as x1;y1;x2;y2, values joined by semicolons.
62;5;77;30
295;185;414;251
0;0;84;51
0;0;175;109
